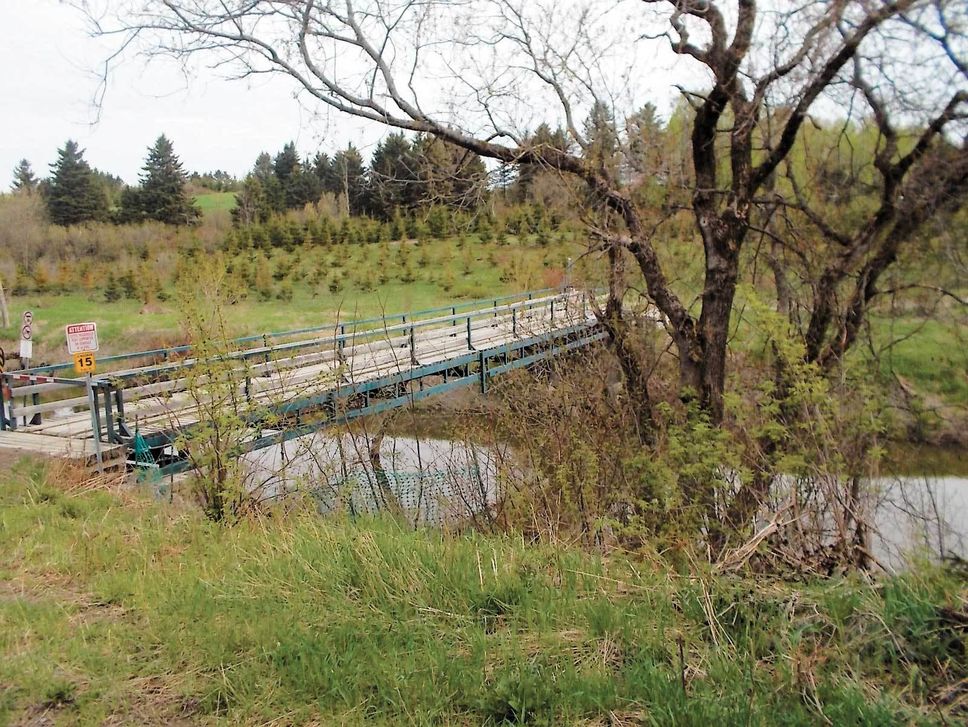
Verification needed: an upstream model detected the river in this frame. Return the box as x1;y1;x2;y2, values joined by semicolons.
244;426;967;571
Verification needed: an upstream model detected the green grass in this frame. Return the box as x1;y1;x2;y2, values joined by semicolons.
0;237;583;365
868;316;968;407
193;192;237;212
0;459;965;725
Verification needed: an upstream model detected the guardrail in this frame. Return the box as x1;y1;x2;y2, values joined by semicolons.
17;287;564;377
2;289;600;445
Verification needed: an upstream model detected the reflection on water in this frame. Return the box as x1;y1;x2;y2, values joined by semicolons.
246;430;967;568
245;430;507;526
873;475;968;569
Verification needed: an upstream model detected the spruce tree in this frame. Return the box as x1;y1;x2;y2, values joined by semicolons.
273;142;299;182
11;159;37;194
367;133;419;219
134;134;200;225
232;174;270;225
328;144;367;215
45;141;109;225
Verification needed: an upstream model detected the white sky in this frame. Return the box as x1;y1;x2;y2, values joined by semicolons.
0;0;384;185
0;0;712;188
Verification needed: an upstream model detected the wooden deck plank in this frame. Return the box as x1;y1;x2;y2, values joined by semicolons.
7;293;601;449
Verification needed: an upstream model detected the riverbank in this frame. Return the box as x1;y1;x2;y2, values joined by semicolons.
2;457;966;725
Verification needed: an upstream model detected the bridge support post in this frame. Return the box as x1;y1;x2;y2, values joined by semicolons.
0;376;10;431
30;392;41;426
102;383;117;444
479;350;487;393
85;375;103;472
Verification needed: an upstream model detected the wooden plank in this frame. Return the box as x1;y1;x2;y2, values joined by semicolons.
0;430;124;462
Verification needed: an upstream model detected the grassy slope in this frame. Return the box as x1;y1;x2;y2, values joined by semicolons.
0;236;581;364
193;192;237;212
1;460;965;725
1;224;961;417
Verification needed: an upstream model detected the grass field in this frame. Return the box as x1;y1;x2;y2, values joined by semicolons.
1;458;964;725
1;231;962;424
0;236;584;365
193;191;237;212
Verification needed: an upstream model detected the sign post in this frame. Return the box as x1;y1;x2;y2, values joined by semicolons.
66;322;102;471
19;310;32;368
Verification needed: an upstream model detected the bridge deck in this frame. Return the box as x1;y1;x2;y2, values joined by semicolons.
1;289;604;468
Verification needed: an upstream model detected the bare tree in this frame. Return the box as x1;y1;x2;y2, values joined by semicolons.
85;0;966;416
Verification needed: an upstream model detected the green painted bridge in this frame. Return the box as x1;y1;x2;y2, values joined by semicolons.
1;288;606;474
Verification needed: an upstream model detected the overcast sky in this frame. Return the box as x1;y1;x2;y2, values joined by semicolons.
0;0;389;186
1;0;710;190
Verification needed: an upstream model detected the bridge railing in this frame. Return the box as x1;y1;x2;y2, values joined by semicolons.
17;287;564;377
1;289;600;436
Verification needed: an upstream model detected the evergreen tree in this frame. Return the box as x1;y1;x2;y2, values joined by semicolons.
285;162;322;209
45;140;109;225
269;143;320;209
312;151;333;186
128;135;200;225
414;134;488;211
327;144;367;215
251;151;285;213
582;101;619;174
253;152;275;184
115;186;145;224
11;159;37;194
232;174;271;225
367;132;419;219
515;124;570;203
273;142;300;182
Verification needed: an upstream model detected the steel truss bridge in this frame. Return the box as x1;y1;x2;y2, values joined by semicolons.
1;288;605;475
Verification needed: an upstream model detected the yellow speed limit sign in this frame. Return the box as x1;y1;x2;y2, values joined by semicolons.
73;351;96;374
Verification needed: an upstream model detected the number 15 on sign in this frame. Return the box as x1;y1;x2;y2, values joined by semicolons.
73;352;96;374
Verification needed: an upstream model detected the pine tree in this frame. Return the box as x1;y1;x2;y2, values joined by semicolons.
132;135;200;225
414;134;488;211
328;144;368;215
367;133;419;219
45;140;109;225
11;159;37;194
232;174;270;225
273;142;299;182
514;123;570;203
582;101;619;174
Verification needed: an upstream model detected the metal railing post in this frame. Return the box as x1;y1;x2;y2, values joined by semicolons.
5;378;17;431
86;375;103;471
0;376;9;431
466;316;473;349
102;383;117;444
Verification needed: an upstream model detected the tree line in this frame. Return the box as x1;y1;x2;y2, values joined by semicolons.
8;100;626;230
10;135;198;227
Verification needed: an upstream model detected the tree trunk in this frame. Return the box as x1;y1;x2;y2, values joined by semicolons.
696;246;740;424
0;275;9;328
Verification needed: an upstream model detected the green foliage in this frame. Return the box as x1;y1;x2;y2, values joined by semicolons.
44;140;109;225
173;256;263;522
10;158;37;194
0;462;963;725
130;135;200;225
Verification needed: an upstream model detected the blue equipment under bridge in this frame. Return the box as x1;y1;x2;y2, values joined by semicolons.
1;288;606;475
